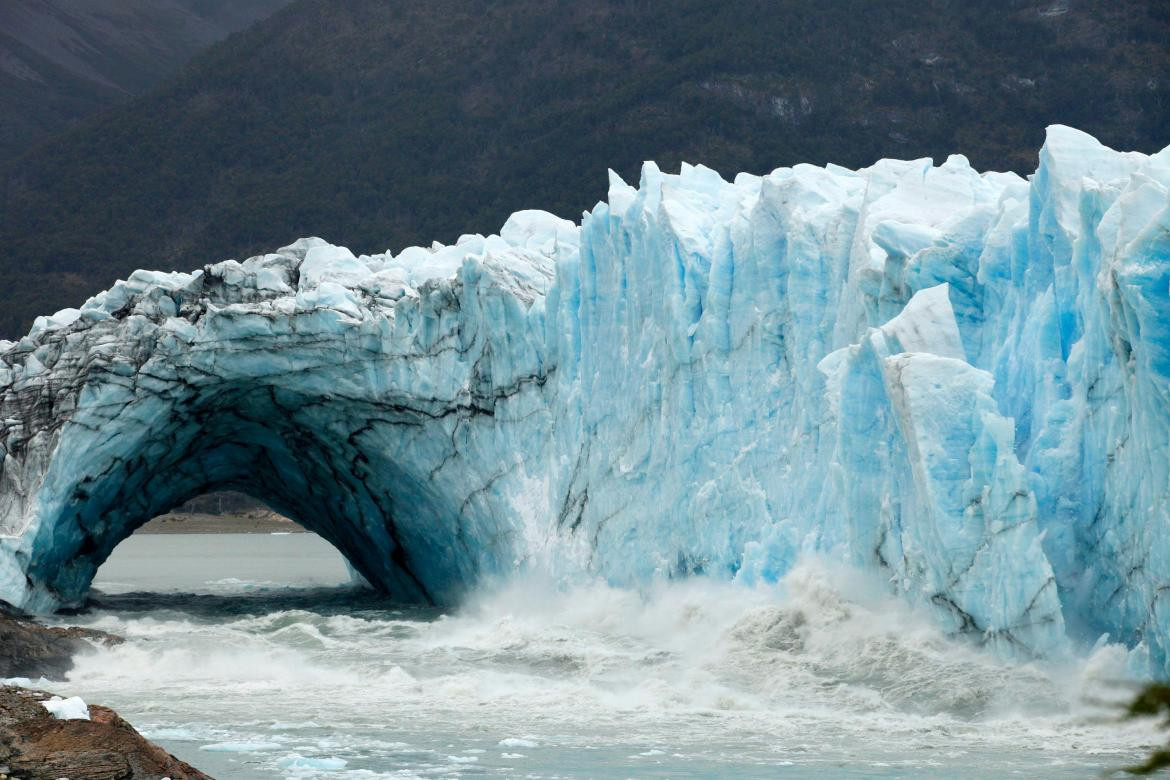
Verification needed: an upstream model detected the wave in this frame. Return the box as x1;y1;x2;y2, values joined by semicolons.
3;543;1146;780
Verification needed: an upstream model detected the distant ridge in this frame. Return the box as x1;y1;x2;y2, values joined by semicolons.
1;0;1167;339
0;0;293;163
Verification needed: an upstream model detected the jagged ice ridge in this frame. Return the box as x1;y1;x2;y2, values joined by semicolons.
1;126;1168;670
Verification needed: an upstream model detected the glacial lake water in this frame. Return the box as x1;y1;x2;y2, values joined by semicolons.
35;533;1160;779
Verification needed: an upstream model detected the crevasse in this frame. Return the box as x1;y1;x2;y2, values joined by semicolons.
1;126;1167;670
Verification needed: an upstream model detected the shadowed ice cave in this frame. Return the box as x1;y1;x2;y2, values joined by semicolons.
32;384;477;607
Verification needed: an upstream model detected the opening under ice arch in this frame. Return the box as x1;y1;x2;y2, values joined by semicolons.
2;127;1169;674
13;380;505;609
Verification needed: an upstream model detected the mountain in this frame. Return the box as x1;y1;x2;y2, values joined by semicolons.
0;0;1167;339
0;0;293;163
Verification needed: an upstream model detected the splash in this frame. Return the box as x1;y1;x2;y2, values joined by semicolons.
50;551;1159;779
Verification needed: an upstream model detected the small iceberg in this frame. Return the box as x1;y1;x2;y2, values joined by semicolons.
278;755;348;769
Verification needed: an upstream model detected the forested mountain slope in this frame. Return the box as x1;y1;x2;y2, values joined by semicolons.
0;0;293;163
1;0;1166;338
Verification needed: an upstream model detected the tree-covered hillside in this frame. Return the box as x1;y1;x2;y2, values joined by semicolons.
0;0;293;165
1;0;1167;339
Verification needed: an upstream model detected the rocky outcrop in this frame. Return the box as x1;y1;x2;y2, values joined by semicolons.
0;686;210;780
0;603;120;680
0;608;191;778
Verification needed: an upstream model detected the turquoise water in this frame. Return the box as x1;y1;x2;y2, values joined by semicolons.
34;533;1159;779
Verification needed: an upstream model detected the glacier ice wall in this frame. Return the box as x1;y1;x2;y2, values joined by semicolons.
1;126;1168;668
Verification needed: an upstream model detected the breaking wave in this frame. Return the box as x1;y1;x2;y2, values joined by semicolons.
45;559;1159;778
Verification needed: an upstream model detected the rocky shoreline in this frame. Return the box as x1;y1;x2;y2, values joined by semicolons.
138;509;307;535
0;685;211;779
0;602;120;682
0;606;213;779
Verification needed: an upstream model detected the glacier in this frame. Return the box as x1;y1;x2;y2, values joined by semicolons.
0;126;1168;670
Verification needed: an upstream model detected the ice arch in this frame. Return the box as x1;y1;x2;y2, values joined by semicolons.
0;230;559;611
2;127;1170;672
28;380;485;606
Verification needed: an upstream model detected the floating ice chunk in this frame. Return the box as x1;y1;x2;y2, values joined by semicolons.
144;726;201;740
200;740;281;752
278;755;348;769
447;754;479;763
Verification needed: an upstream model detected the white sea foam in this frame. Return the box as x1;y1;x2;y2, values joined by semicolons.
49;556;1162;778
